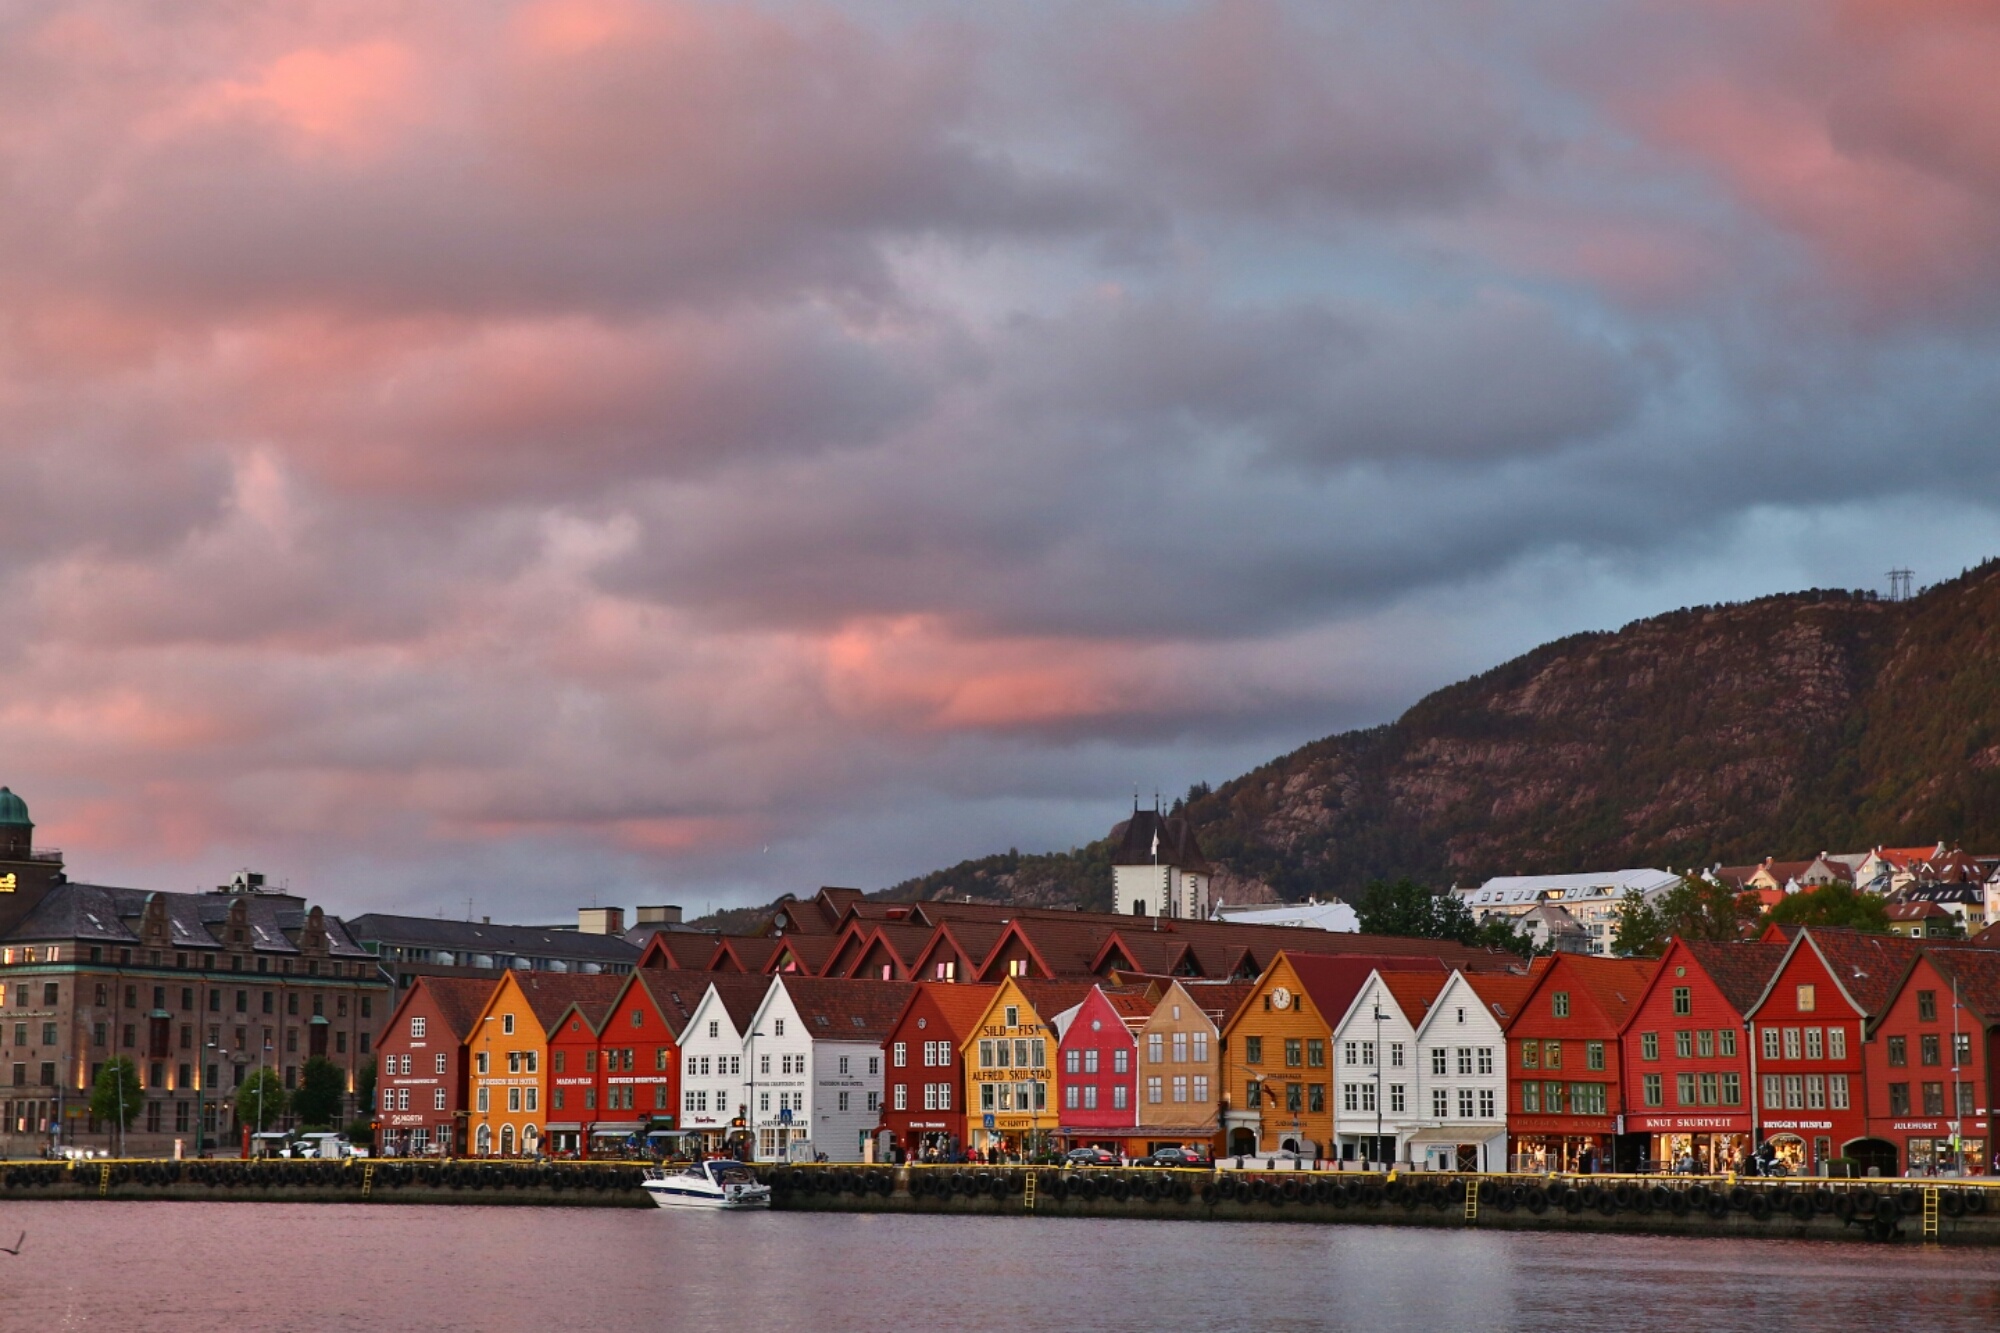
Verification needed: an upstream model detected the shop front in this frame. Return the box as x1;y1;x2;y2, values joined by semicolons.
1886;1118;1989;1176
1627;1112;1751;1174
1408;1126;1505;1173
1509;1114;1612;1173
545;1122;583;1156
1756;1117;1835;1174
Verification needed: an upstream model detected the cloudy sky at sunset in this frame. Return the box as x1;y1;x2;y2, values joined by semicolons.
5;0;2000;918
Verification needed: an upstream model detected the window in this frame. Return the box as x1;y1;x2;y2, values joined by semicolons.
1543;1082;1565;1113
1194;1032;1210;1062
1086;1049;1100;1074
1795;984;1815;1013
1699;1072;1719;1106
1360;1041;1376;1066
477;1087;490;1113
1389;1084;1404;1113
1112;1049;1128;1075
1676;1031;1693;1058
1149;1033;1165;1063
1065;1048;1080;1074
502;1014;514;1035
1521;1041;1538;1069
1918;991;1937;1022
1004;1006;1018;1028
1672;987;1692;1016
1719;1029;1737;1058
435;1088;447;1111
1643;1073;1663;1107
1172;1076;1188;1102
1552;992;1570;1018
1544;1042;1560;1070
1720;1072;1740;1105
1804;1028;1822;1060
410;1017;426;1040
1457;1088;1474;1118
838;1056;849;1076
475;1053;488;1075
1676;1073;1695;1106
1110;1085;1126;1111
1805;1074;1824;1110
1921;1034;1941;1067
837;1091;850;1112
1083;1085;1098;1110
1782;1028;1801;1060
1761;1027;1779;1060
1195;1075;1210;1103
1245;1036;1263;1065
1390;1042;1405;1068
1889;1082;1910;1116
1147;1076;1162;1104
1431;1048;1448;1076
1284;1038;1302;1067
708;1021;718;1039
1569;1083;1606;1115
1064;1084;1079;1110
1457;1048;1473;1076
1522;1082;1540;1113
1696;1030;1714;1058
1960;1082;1978;1116
1173;1033;1188;1063
1477;1048;1493;1075
1305;1082;1321;1112
1432;1087;1450;1116
1887;1035;1908;1066
1761;1074;1781;1110
1827;1027;1847;1060
893;1042;907;1068
1783;1075;1803;1110
1922;1082;1945;1115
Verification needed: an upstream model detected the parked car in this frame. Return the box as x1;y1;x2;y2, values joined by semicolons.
1064;1146;1117;1166
1136;1147;1212;1168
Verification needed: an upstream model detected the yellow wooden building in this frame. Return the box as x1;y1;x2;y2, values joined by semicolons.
960;978;1091;1157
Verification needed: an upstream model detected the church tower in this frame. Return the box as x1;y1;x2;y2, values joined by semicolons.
1109;799;1212;920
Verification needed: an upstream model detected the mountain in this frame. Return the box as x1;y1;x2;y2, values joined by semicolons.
694;560;2000;929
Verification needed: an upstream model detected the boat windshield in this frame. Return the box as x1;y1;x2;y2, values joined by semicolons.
705;1162;756;1185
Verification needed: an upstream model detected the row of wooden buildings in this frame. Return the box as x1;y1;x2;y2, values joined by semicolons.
373;909;2000;1178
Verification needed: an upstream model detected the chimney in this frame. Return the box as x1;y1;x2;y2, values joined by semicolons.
634;905;682;926
578;906;626;935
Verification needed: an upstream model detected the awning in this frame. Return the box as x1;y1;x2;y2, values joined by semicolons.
1405;1127;1505;1147
590;1120;646;1135
544;1122;583;1132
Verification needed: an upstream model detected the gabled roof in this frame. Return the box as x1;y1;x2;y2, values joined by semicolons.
1090;929;1196;978
623;968;727;1038
887;982;1002;1044
1168;980;1260;1027
1443;970;1537;1030
1511;952;1656;1032
771;976;917;1041
842;922;937;979
1749;927;1921;1020
692;974;779;1033
1678;939;1789;1017
708;936;783;973
636;932;722;970
1914;948;2000;1028
1109;809;1211;873
491;971;627;1033
765;933;842;975
906;920;1009;979
1276;953;1447;1034
1375;971;1450;1028
384;974;495;1046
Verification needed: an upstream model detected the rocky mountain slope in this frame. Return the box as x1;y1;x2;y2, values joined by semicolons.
700;560;2000;926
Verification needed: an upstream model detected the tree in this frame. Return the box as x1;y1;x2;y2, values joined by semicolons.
1355;877;1444;938
1765;883;1892;933
1653;875;1744;943
355;1056;378;1116
90;1057;142;1156
1612;888;1667;957
292;1056;347;1129
236;1066;285;1135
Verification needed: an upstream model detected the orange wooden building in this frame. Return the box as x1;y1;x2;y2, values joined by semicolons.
465;971;623;1156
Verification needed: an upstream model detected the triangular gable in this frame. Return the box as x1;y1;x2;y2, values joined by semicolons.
817;919;880;978
973;920;1054;983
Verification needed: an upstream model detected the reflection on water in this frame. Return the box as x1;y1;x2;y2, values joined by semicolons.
5;1202;2000;1332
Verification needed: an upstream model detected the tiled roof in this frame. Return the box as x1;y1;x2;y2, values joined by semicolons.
767;934;842;974
628;968;730;1038
1285;953;1446;1030
710;936;784;972
406;975;496;1043
705;974;779;1030
775;976;917;1041
1378;971;1450;1026
10;883;374;958
897;982;1002;1042
1921;948;2000;1027
1173;980;1259;1025
1013;980;1098;1025
1457;970;1536;1023
1680;940;1788;1017
1796;928;1922;1017
1109;809;1211;873
1528;954;1657;1029
511;972;627;1031
1885;902;1953;920
637;933;724;969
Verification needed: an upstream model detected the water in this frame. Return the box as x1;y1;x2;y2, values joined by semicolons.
3;1203;1998;1332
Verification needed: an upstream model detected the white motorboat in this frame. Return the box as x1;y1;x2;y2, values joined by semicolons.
641;1159;772;1209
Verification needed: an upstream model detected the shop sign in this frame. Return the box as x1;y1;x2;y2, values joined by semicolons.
1892;1120;1945;1132
1630;1115;1743;1132
1760;1120;1833;1130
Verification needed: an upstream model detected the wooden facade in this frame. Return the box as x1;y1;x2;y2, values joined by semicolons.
880;983;996;1158
373;975;489;1157
960;979;1089;1155
1505;954;1654;1172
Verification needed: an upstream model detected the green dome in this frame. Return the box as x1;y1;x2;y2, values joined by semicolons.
0;788;29;827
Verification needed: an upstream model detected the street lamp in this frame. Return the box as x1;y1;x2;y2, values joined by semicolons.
746;1030;765;1163
1372;1003;1385;1169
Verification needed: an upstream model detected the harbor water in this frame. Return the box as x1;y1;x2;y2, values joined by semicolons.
5;1201;1998;1331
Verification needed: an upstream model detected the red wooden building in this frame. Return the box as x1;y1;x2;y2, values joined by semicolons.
374;975;494;1156
1743;926;1918;1174
878;982;997;1159
1056;986;1155;1155
1506;954;1655;1172
1618;938;1784;1174
546;969;712;1158
1863;946;2000;1175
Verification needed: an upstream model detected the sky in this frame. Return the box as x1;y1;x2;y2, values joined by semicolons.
6;0;2000;921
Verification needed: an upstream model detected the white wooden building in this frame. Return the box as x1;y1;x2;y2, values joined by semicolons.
675;977;772;1151
1329;970;1446;1166
1407;970;1526;1172
746;976;915;1163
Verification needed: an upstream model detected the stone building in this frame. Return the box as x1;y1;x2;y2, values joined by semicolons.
0;789;388;1157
